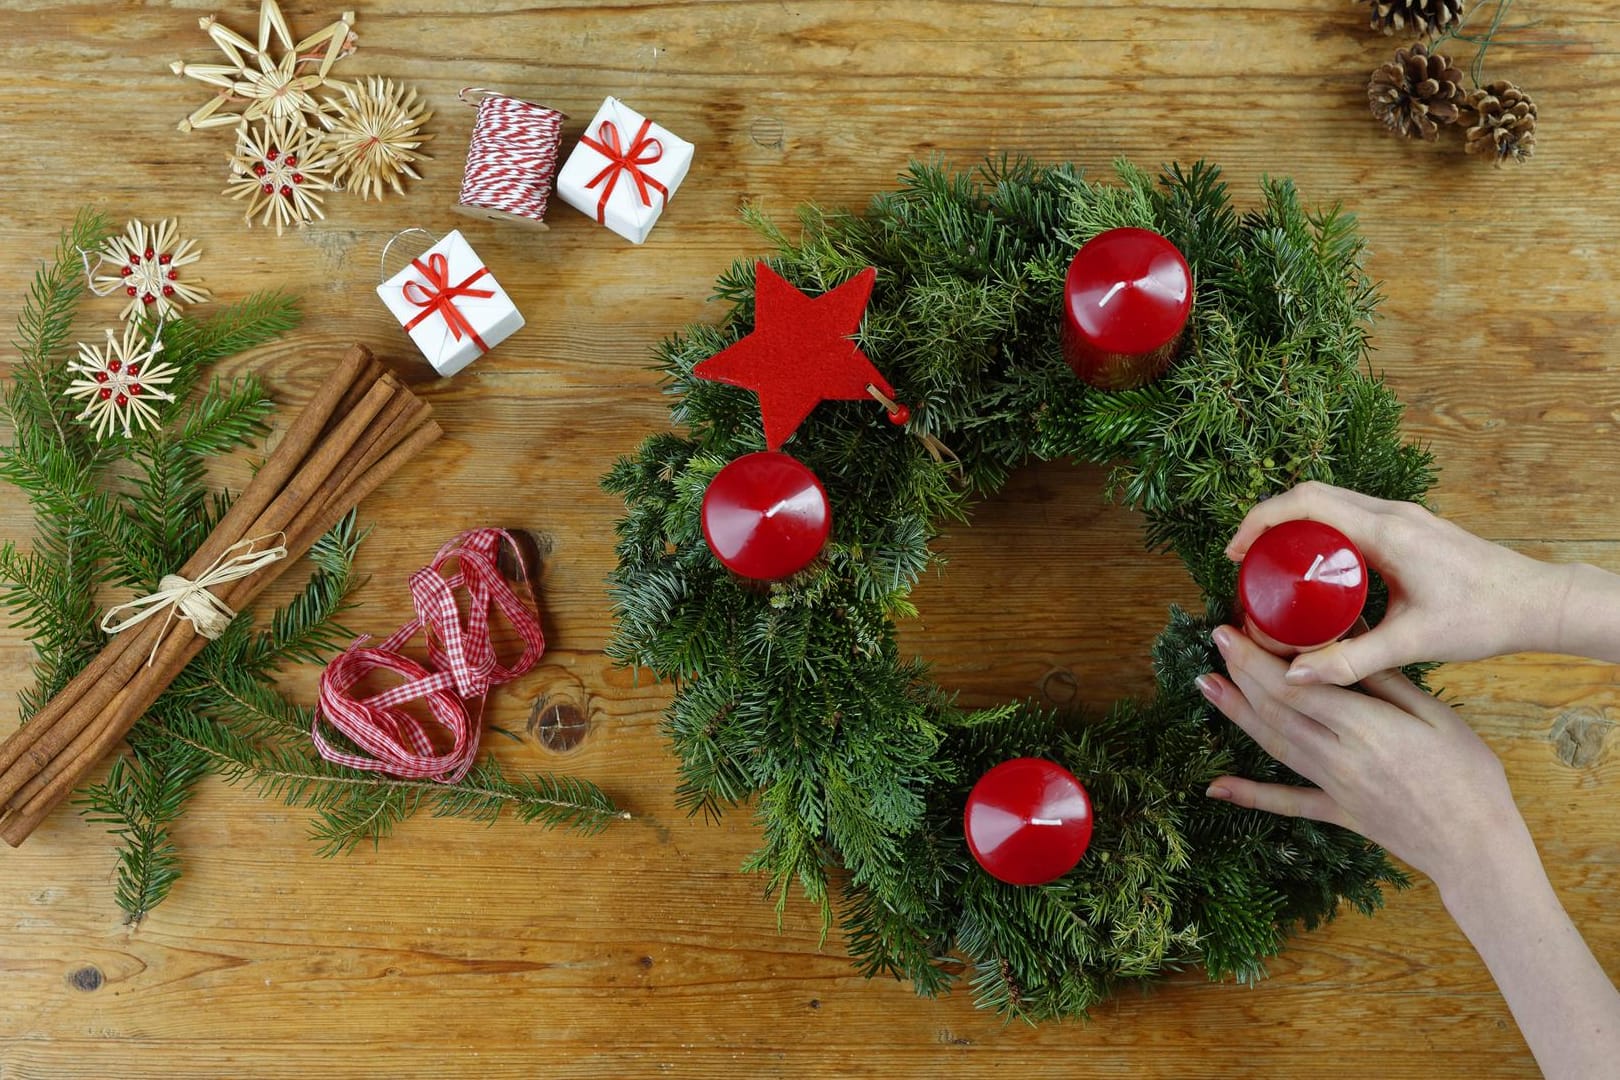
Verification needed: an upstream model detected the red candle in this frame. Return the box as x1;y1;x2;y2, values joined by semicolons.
1237;519;1368;654
701;451;831;582
1061;227;1193;390
964;757;1093;886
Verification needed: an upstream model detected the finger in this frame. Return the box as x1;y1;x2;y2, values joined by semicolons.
1225;481;1388;561
1214;627;1342;754
1355;664;1461;731
1197;669;1331;780
1286;620;1419;687
1204;775;1345;826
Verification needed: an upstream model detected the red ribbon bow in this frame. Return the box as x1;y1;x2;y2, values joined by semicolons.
312;529;546;783
401;252;496;355
579;117;668;226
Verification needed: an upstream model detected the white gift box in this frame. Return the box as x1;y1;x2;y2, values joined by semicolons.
555;97;693;244
376;230;524;377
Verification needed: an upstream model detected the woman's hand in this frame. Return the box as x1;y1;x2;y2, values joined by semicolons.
1201;625;1620;1077
1227;481;1566;686
1198;624;1534;893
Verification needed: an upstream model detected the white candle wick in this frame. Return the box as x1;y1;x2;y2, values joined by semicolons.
1303;552;1325;582
1030;817;1064;826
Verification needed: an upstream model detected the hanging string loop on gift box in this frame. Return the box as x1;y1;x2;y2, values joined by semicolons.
455;87;567;229
312;528;547;782
377;226;441;285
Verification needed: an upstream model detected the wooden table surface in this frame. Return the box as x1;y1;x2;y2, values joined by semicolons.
2;1;1617;1076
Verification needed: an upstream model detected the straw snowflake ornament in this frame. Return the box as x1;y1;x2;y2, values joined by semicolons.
226;119;336;234
171;0;357;133
90;219;211;324
322;77;433;200
64;324;179;440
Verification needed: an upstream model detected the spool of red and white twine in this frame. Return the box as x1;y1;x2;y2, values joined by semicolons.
312;528;545;782
455;88;567;228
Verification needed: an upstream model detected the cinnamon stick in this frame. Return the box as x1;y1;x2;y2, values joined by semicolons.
247;377;398;542
0;627;144;780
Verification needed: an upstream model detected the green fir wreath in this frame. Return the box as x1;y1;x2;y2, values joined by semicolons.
603;159;1437;1020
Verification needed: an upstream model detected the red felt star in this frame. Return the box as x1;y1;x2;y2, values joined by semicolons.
694;262;894;451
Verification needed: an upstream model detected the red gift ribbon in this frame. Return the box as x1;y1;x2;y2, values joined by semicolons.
401;252;497;355
312;529;546;782
579;117;668;226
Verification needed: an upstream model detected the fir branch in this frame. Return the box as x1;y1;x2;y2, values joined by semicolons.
176;375;274;457
157;291;300;401
155;715;628;856
76;744;209;924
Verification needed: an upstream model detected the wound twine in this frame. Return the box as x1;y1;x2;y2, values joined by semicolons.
455;88;567;228
313;528;546;783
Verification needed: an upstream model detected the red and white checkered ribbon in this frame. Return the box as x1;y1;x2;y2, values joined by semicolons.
312;529;545;782
456;88;566;225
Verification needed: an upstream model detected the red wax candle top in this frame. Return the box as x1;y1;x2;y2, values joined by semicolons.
1064;227;1192;356
701;451;831;582
964;757;1093;887
1238;519;1369;650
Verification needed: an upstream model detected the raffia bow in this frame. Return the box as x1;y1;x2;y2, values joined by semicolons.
100;533;289;666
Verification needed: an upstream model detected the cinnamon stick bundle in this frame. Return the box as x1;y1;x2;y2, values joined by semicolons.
0;344;441;847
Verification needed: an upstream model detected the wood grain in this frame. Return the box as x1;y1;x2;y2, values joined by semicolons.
2;0;1618;1075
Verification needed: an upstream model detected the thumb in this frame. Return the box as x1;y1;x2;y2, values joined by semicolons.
1285;629;1408;687
1205;777;1343;825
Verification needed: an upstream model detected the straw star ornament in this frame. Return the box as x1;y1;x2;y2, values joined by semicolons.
171;0;357;133
90;219;211;324
64;324;179;440
321;77;433;200
226;118;336;234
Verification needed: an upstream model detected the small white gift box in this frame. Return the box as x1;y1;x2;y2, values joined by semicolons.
376;230;524;377
555;97;693;244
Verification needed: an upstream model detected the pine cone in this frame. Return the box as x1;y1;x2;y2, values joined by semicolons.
1367;43;1467;141
1358;0;1463;38
1465;81;1537;164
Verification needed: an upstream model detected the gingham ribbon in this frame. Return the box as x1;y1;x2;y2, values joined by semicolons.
312;529;545;782
401;252;495;354
579;117;668;225
456;88;566;224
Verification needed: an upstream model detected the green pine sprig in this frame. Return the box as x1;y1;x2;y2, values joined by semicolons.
76;745;209;925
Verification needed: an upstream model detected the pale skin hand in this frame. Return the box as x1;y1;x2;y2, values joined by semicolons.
1225;481;1576;685
1200;626;1620;1079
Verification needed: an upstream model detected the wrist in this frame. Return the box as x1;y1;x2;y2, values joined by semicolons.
1434;817;1548;926
1517;558;1577;656
1529;560;1620;660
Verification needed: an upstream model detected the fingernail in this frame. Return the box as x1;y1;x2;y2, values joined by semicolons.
1211;626;1234;652
1195;674;1220;701
1206;784;1233;801
1284;663;1315;685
